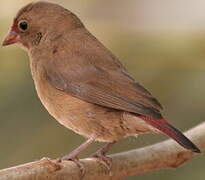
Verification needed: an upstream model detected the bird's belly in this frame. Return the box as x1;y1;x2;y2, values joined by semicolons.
34;77;129;141
34;77;157;142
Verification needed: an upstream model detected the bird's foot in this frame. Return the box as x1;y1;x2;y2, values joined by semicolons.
90;152;112;173
58;154;86;179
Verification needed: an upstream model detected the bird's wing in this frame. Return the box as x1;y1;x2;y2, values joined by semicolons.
44;58;163;119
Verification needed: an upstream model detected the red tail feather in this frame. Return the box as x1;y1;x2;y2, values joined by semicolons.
138;115;201;153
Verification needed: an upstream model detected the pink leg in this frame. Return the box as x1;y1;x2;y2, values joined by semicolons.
91;141;116;157
61;137;95;161
90;141;116;170
60;137;95;179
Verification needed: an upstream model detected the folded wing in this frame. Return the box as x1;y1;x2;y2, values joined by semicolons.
45;59;163;118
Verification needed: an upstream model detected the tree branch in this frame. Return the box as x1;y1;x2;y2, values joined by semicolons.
0;122;204;180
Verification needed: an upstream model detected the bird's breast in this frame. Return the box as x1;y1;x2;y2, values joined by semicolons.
31;71;128;141
31;65;158;142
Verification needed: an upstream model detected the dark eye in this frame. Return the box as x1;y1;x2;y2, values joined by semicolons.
18;20;28;32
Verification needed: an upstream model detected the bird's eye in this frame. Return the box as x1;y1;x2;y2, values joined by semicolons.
18;20;28;32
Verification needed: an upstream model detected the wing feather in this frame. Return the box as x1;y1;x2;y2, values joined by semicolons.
44;61;163;118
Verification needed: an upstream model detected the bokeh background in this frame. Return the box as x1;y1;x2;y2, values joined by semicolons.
0;0;205;179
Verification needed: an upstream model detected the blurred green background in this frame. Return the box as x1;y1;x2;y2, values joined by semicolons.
0;0;205;179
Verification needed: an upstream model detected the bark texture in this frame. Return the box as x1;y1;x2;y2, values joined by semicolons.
0;122;204;180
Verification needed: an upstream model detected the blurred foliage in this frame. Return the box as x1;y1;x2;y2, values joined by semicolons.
0;1;205;180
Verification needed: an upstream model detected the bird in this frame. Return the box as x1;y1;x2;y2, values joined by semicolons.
2;1;200;163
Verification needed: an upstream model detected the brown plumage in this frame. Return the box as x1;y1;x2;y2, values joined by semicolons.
2;1;200;161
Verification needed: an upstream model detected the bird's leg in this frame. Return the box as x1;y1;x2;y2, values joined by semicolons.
90;141;116;170
91;141;116;157
61;137;95;161
60;137;95;179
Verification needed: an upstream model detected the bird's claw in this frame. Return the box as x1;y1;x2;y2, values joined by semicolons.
59;155;86;179
90;152;112;173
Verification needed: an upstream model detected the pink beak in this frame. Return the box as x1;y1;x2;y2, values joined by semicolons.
2;30;20;46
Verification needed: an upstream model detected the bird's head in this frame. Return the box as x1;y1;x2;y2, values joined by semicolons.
2;1;84;50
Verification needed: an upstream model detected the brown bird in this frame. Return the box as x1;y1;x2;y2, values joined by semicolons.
2;1;200;162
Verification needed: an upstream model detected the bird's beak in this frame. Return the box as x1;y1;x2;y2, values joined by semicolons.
2;30;20;46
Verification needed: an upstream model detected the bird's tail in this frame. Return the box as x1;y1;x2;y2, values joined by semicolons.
138;115;201;153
